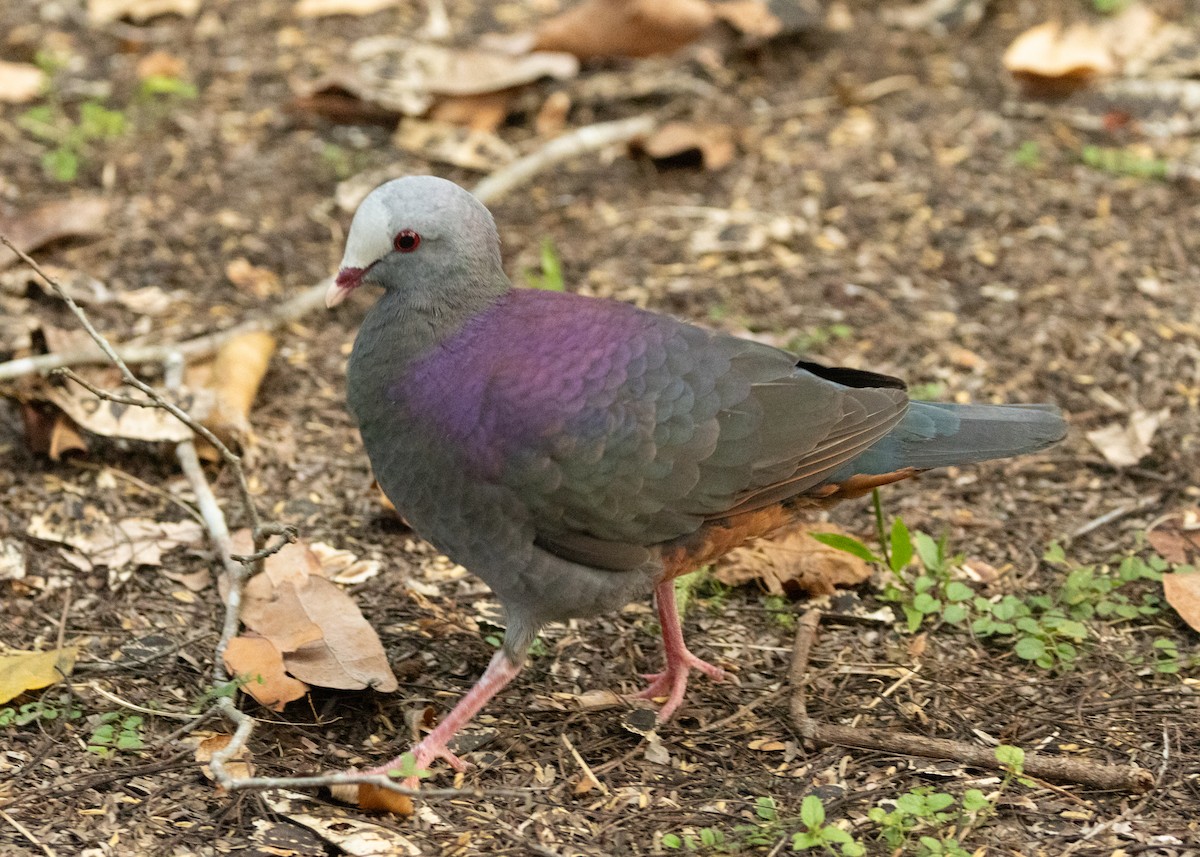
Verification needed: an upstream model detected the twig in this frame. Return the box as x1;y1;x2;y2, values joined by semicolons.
0;236;263;542
0;809;56;857
0;275;333;382
472;115;657;206
81;682;201;722
561;733;608;795
230;527;299;565
1068;495;1160;542
787;610;1154;793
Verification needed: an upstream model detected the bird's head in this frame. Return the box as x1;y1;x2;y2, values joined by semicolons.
326;176;504;308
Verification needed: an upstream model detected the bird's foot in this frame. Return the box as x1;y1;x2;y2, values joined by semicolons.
636;648;725;721
365;738;470;789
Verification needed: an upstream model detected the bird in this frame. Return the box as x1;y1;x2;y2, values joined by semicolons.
327;175;1066;783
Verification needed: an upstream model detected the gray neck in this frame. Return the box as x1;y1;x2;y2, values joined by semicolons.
347;272;511;417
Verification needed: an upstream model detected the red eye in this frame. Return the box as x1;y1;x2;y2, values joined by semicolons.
393;229;421;253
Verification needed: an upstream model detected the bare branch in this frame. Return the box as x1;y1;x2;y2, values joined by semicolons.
787;610;1154;794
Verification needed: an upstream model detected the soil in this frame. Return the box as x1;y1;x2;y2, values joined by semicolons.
1;0;1198;855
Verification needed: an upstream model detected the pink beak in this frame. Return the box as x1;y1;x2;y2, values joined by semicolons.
326;267;366;308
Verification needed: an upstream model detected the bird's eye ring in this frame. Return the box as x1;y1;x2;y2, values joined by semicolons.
393;229;421;253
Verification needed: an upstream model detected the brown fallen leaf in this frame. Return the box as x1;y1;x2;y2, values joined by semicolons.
1004;20;1116;95
88;0;201;25
135;50;187;80
1085;409;1167;469
225;257;281;298
18;401;90;461
295;0;398;17
1162;570;1200;633
393;120;517;171
631;121;736;170
39;377;212;444
232;532;399;693
535;91;572;137
27;502;204;574
193;731;255;783
716;523;872;597
0;61;47;105
531;0;715;60
0;647;78;704
428;90;516;134
267;789;416;832
296;36;578;120
1147;508;1200;566
711;0;783;43
0;196;111;271
202;331;276;445
223;635;310;712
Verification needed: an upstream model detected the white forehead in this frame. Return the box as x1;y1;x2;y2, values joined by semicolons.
338;176;495;269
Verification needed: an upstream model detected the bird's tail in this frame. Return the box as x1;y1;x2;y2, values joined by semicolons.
835;401;1067;478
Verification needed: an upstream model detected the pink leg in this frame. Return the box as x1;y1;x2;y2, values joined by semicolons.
636;579;725;721
365;650;521;787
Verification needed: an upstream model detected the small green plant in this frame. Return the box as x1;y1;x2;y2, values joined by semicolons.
994;744;1036;788
908;381;947;401
792;795;865;855
137;74;198;100
1091;0;1130;14
1013;141;1042;169
87;712;146;757
789;324;853;354
661;827;727;851
763;594;796;629
867;787;991;856
383;750;432;781
1081;145;1168;180
19;99;127;182
0;695;82;728
524;238;565;291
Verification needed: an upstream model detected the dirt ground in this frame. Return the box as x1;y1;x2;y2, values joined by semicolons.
1;0;1198;854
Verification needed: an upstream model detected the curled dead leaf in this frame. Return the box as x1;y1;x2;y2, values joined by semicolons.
0;196;111;271
1004;20;1116;95
631;122;736;170
88;0;201;25
223;635;310;712
1085;408;1166;469
201;331;276;445
27;502;203;573
0;61;47;105
192;731;254;782
716;523;872;598
531;0;715;60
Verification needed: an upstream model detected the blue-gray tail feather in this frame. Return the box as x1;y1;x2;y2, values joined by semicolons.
830;401;1067;479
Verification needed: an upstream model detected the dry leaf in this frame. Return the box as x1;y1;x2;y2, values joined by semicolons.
1085;409;1166;468
535;91;572;136
712;0;783;42
298;37;578;119
428;91;515;134
1163;571;1200;633
27;502;203;572
266;788;418;833
716;523;872;597
393;120;516;171
193;731;255;781
223;635;310;712
295;0;398;17
0;196;110;271
632;122;736;170
0;539;26;582
0;647;78;704
1004;21;1116;93
309;542;381;585
233;533;399;693
88;0;201;25
115;285;178;316
135;50;186;80
0;61;47;104
1147;508;1200;565
532;0;715;60
41;379;212;444
224;258;281;298
202;331;276;444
